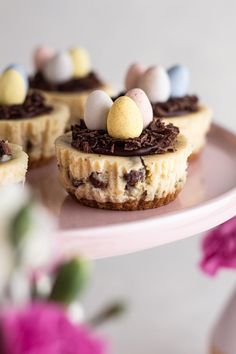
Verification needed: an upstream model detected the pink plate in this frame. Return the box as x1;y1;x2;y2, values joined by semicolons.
28;124;236;259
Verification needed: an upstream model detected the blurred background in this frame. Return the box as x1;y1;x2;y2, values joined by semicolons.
1;0;235;352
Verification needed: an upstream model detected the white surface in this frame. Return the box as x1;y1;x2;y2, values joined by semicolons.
0;1;235;353
213;288;236;354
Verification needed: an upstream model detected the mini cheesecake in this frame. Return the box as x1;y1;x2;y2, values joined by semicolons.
55;119;191;211
123;63;213;160
0;140;28;185
0;91;70;167
152;96;212;159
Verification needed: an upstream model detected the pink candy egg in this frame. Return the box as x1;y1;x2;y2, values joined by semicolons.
125;63;146;90
33;46;55;70
138;65;171;103
126;88;153;128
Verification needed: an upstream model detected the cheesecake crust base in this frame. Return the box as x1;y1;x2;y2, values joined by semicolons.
210;347;224;354
67;188;182;211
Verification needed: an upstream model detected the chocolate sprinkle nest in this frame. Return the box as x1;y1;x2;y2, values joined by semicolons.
71;118;179;157
0;140;11;158
0;92;53;120
29;71;103;93
152;95;199;117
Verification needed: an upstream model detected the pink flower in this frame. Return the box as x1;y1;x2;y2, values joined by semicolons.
200;217;236;276
0;302;107;354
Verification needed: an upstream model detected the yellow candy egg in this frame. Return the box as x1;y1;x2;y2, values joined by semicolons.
0;69;26;105
69;47;91;78
107;96;143;139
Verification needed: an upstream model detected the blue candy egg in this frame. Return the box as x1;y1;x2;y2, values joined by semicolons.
167;64;189;97
5;64;28;92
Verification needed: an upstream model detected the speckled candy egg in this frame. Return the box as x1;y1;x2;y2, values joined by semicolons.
138;65;171;102
107;96;143;139
69;47;91;78
126;88;153;129
84;90;113;130
42;52;73;83
0;68;27;105
33;46;55;70
6;64;28;92
125;63;146;90
168;64;190;97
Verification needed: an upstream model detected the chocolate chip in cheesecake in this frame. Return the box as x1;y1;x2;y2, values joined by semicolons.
89;172;108;189
124;168;146;189
0;140;11;159
26;140;34;153
71;178;85;188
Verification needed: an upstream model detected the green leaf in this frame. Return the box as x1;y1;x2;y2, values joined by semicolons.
88;301;127;327
49;257;89;304
10;203;33;247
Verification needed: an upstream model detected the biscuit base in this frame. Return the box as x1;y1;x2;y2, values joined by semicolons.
188;148;202;161
67;188;182;211
210;347;224;354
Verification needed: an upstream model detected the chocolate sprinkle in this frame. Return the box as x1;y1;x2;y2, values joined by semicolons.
0;92;52;120
0;140;11;158
29;71;103;93
152;95;199;117
71;118;179;157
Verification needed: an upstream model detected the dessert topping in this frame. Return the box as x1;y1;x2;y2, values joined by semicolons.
107;96;143;139
124;62;191;102
125;63;146;91
126;88;153;129
42;52;73;84
71;117;179;157
152;95;198;117
0;65;28;105
69;47;91;79
137;65;171;102
84;90;113;130
33;46;55;71
167;64;190;98
33;46;91;85
0;91;52;120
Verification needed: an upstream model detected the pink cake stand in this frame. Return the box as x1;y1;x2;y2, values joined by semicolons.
28;123;236;259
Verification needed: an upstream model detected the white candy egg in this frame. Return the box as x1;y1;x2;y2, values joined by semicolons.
42;52;73;84
125;63;146;90
84;90;113;130
138;65;171;102
126;88;153;128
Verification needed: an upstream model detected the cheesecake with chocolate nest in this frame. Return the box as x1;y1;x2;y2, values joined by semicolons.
0;140;28;185
0;91;70;167
124;63;213;159
153;95;212;159
30;47;113;127
55;90;191;211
